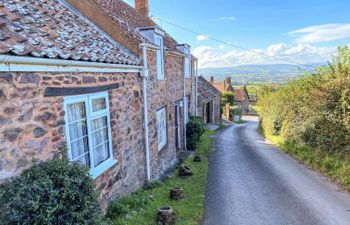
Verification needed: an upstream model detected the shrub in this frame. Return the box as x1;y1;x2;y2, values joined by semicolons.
186;116;205;150
0;153;103;225
221;92;235;108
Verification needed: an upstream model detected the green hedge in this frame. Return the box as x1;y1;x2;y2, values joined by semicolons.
258;46;350;155
0;150;103;225
186;116;205;150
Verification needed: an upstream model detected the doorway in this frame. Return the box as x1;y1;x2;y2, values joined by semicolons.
175;103;181;150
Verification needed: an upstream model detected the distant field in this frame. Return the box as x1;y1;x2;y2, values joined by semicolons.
233;83;283;97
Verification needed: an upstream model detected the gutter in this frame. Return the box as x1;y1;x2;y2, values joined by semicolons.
140;44;152;182
0;55;143;73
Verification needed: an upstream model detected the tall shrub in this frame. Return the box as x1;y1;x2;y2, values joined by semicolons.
186;116;205;150
257;46;350;155
0;151;103;225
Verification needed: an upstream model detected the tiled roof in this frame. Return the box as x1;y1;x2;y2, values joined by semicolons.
234;88;249;102
211;82;234;93
198;76;221;100
0;0;140;65
93;0;180;52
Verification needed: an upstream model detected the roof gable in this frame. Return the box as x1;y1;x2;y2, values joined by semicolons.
198;76;221;100
92;0;180;52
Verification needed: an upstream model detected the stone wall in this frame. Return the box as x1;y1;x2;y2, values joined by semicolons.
0;48;194;211
0;71;146;211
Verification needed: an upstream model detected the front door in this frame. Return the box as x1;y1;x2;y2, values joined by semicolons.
206;102;211;124
175;103;181;150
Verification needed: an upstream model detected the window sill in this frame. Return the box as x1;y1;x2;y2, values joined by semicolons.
90;158;118;179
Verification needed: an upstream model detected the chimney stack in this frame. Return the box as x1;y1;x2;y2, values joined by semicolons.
135;0;149;17
210;76;214;83
225;77;232;86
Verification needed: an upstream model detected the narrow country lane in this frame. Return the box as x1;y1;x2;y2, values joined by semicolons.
203;116;350;225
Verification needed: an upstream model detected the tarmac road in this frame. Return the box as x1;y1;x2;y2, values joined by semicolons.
203;117;350;225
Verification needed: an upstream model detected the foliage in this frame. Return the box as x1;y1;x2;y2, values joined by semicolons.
106;190;152;221
221;92;235;108
230;106;242;117
257;46;350;190
186;116;205;150
108;130;215;225
0;150;103;225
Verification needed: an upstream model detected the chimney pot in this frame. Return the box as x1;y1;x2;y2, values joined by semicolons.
226;77;232;86
135;0;149;17
210;76;214;82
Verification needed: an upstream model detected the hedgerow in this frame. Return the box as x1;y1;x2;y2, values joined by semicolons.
257;46;350;189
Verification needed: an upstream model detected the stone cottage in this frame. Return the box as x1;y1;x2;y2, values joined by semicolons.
197;76;221;124
0;0;197;210
210;76;250;114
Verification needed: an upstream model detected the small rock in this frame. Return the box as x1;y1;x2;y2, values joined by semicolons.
0;116;11;125
33;127;47;138
19;74;40;84
3;128;22;141
82;76;96;83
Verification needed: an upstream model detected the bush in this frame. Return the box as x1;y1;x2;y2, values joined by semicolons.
186;116;205;150
221;92;235;108
0;153;103;225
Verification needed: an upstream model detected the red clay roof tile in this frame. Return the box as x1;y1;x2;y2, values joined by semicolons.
0;0;140;65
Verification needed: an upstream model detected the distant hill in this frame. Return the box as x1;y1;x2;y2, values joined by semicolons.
199;63;325;85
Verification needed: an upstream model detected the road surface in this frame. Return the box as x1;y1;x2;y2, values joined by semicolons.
203;116;350;225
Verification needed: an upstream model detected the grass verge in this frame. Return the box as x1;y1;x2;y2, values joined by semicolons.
107;130;216;225
265;134;350;191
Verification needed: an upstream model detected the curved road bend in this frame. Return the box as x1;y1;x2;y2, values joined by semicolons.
203;116;350;225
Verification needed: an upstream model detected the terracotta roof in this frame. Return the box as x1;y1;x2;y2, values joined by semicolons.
198;76;221;100
211;82;234;93
93;0;180;52
0;0;140;65
234;88;249;102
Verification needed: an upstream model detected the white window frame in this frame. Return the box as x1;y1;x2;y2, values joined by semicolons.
155;35;165;80
184;55;191;78
156;107;167;151
64;92;116;179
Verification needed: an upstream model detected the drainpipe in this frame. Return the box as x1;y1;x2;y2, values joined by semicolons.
183;54;189;150
141;44;151;181
195;60;199;116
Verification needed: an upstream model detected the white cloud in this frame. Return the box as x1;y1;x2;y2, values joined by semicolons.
288;24;350;43
193;43;337;68
196;34;209;41
219;45;225;50
218;16;236;21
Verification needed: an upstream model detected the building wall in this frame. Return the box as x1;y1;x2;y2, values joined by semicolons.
146;50;185;178
0;71;147;211
198;94;221;125
0;50;194;212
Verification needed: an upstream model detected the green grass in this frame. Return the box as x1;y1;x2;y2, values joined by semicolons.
265;133;350;191
107;131;215;225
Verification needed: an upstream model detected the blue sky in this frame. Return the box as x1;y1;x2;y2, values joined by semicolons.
125;0;350;68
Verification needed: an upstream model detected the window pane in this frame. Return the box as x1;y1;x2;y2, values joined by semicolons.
67;102;86;122
93;143;110;167
91;117;108;131
92;127;108;147
92;97;106;112
71;137;89;160
68;120;87;141
76;153;90;167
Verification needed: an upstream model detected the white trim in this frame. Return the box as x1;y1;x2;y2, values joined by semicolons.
64;92;116;179
0;55;143;73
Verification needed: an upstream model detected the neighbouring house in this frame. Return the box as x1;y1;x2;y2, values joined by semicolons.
0;0;197;210
210;76;250;114
197;76;221;124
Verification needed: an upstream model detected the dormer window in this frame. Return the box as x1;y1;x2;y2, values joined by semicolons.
139;27;165;80
155;35;165;80
177;44;191;79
